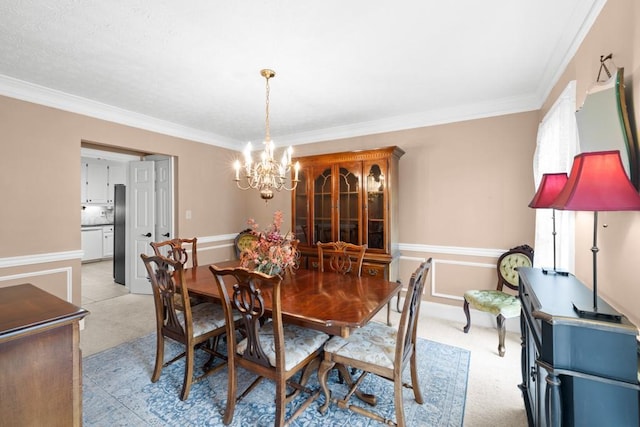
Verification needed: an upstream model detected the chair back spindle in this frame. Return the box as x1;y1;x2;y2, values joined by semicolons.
396;259;431;367
151;237;198;268
317;241;367;276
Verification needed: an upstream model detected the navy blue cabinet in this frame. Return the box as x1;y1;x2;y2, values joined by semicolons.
518;268;639;426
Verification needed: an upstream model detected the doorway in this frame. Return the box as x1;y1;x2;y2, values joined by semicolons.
80;145;174;296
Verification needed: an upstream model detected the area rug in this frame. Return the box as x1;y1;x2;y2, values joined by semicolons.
83;333;469;426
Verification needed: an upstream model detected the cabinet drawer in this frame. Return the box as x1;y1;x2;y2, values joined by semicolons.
362;263;386;278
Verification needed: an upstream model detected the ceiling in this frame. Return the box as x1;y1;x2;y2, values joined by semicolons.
0;1;605;150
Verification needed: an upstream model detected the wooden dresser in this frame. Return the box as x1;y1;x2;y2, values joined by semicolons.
0;284;89;426
518;268;639;426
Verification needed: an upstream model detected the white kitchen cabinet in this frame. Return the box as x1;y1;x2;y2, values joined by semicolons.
81;158;127;204
102;225;114;258
81;228;103;262
107;163;126;204
82;159;109;204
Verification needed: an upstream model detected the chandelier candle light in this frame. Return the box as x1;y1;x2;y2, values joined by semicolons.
234;69;300;201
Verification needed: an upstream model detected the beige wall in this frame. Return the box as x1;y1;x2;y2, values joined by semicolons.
282;112;538;310
0;95;248;303
1;0;638;326
541;0;640;325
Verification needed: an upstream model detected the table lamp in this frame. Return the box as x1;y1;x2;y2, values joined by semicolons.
528;172;569;275
551;150;640;321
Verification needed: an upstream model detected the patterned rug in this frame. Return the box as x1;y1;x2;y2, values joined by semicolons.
83;333;469;426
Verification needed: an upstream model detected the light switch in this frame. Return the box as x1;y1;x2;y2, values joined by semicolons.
186;210;192;220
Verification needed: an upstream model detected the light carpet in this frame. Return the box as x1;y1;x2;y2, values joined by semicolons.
83;333;469;426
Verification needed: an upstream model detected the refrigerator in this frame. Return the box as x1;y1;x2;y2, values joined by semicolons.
113;184;126;285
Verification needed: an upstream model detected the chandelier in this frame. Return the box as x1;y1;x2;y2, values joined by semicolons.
234;69;300;201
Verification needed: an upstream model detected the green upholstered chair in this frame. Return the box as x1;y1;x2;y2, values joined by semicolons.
234;228;257;259
463;244;533;357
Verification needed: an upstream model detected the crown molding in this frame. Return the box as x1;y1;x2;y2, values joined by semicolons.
534;0;607;105
0;74;240;150
276;93;540;146
0;0;605;154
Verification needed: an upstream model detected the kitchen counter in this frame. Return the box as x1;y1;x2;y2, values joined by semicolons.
82;223;113;228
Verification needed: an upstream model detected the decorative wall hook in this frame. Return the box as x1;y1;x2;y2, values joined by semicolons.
597;53;613;82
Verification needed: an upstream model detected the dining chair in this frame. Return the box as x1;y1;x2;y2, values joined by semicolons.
463;244;533;357
234;228;258;259
209;265;330;426
316;241;367;276
317;259;432;427
317;240;398;326
150;237;204;308
151;237;198;268
141;252;231;401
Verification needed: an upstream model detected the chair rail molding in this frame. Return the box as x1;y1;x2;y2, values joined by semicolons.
0;250;83;268
399;243;505;258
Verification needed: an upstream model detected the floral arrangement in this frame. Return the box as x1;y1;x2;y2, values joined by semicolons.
240;211;298;276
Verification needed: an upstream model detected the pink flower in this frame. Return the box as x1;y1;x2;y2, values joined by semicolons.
239;211;299;276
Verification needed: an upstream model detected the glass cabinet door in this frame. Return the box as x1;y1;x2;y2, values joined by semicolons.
337;162;362;244
293;169;309;244
313;167;333;244
365;161;386;250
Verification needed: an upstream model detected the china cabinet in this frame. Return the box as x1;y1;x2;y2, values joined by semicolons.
291;146;404;280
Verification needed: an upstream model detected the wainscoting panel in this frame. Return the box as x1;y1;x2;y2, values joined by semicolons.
0;251;81;303
398;243;503;305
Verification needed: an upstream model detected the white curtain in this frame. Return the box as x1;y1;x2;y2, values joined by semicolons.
532;81;580;272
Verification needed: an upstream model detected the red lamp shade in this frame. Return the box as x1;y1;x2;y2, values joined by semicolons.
551;151;640;211
529;173;568;208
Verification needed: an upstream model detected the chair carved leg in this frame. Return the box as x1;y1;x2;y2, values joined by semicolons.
497;314;506;357
317;359;335;414
275;377;286;427
180;346;194;400
152;332;164;382
223;358;237;425
387;301;392;326
409;346;424;404
463;300;471;333
394;372;406;427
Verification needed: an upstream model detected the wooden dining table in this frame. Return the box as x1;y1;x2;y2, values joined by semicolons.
183;261;401;338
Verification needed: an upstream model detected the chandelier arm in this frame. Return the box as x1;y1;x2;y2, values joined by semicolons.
235;180;253;191
279;180;300;192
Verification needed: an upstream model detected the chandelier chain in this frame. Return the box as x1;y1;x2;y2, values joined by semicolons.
265;73;271;142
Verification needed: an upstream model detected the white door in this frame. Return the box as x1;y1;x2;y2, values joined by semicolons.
153;157;173;241
127;160;155;294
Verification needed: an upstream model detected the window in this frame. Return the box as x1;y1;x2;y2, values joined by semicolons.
532;81;579;272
